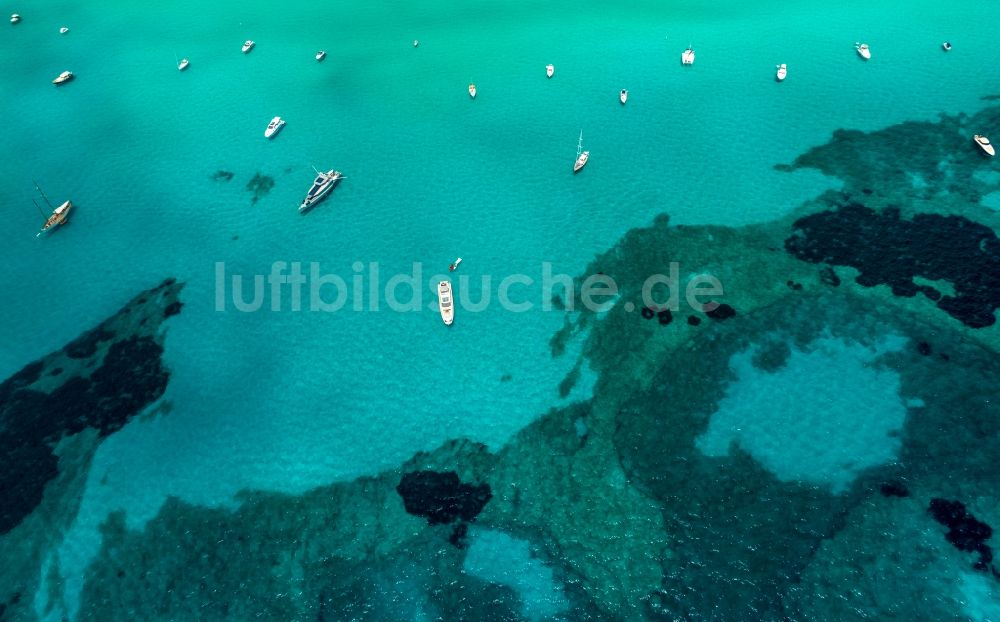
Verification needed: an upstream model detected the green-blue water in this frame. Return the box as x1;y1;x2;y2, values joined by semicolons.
2;0;1000;618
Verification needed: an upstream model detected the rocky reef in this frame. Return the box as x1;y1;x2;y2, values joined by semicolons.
0;279;183;621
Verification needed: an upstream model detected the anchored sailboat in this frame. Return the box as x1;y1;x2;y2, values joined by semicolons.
33;181;72;237
573;130;589;173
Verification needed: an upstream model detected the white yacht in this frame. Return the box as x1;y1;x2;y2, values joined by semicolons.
438;281;455;325
178;58;190;71
573;130;589;173
620;89;628;104
316;50;326;61
546;64;554;78
942;41;952;51
681;47;695;65
10;14;20;24
264;116;285;138
776;63;787;81
449;257;462;272
855;42;871;59
59;26;69;34
242;40;255;53
413;40;419;47
974;135;995;156
468;83;477;98
299;169;343;213
52;70;73;85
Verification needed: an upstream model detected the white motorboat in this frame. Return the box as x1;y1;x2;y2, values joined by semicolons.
299;169;343;213
468;83;477;98
974;135;995;156
546;63;554;78
573;130;589;173
855;42;871;60
10;14;20;24
315;50;326;61
178;58;190;71
449;257;462;272
681;47;695;65
620;89;628;104
438;281;455;325
52;70;73;85
264;116;285;138
776;63;787;81
242;40;255;53
413;40;419;47
59;26;69;34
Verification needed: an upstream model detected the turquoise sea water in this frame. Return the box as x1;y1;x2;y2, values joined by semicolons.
3;0;1000;618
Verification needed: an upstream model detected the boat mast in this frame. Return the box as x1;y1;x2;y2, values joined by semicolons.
33;180;54;209
32;198;47;218
577;131;583;156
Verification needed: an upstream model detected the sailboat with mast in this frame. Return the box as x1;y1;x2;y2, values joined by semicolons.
33;181;73;237
573;130;589;173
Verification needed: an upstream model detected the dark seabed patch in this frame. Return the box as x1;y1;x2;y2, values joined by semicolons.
396;470;492;525
0;279;182;535
246;173;275;204
786;203;1000;327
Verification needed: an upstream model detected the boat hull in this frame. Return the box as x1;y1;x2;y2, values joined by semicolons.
681;49;695;65
546;64;554;78
264;118;285;138
776;64;787;81
974;136;995;156
299;171;343;213
620;90;628;104
468;84;476;98
37;201;73;236
574;152;589;173
438;281;455;325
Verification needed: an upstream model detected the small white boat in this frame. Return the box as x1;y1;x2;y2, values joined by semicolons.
573;130;589;173
242;40;255;53
315;50;326;61
776;63;787;81
620;89;628;104
546;63;554;78
52;70;73;85
10;14;20;24
59;26;69;34
264;116;285;138
974;135;995;156
942;41;952;51
299;169;344;213
178;58;190;71
413;39;419;47
449;257;462;272
438;281;455;326
855;42;871;60
468;83;477;98
681;47;695;65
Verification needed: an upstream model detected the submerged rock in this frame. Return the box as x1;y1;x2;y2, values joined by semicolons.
396;470;492;525
0;279;182;535
785;203;1000;328
928;498;995;572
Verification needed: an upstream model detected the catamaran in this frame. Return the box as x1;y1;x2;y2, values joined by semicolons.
573;131;589;173
10;14;20;24
299;169;344;213
438;281;455;325
33;181;72;237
